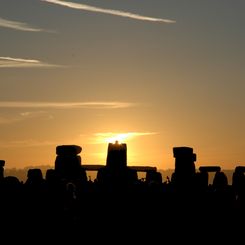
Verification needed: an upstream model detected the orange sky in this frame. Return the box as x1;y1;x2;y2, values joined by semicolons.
0;1;245;170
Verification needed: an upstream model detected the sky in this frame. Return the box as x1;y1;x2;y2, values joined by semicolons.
0;0;244;170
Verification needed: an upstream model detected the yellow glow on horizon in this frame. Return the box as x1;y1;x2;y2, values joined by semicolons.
105;133;132;144
92;132;157;145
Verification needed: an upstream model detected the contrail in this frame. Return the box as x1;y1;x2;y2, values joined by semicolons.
0;17;46;32
0;57;40;63
0;56;62;68
42;0;176;23
0;101;136;109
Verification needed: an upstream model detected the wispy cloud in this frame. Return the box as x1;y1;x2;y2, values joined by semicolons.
19;111;53;119
0;17;47;32
0;111;53;125
91;132;158;144
0;57;62;68
42;0;176;23
0;101;136;109
20;111;45;117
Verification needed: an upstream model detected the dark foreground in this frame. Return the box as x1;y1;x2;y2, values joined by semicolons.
0;144;245;242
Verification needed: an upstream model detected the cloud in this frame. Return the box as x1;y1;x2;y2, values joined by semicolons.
0;101;135;124
91;132;158;144
42;0;176;23
19;111;53;119
0;17;47;32
0;111;53;125
20;111;44;117
0;57;62;68
0;101;136;109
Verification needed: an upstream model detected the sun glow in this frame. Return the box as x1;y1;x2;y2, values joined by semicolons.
105;133;132;144
92;132;158;144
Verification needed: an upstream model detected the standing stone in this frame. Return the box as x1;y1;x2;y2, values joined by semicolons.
55;145;86;182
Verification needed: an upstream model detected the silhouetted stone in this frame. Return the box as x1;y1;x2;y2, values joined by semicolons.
146;170;162;185
97;166;137;190
173;146;193;158
45;169;57;182
56;145;82;156
3;176;21;189
232;166;245;209
96;142;138;190
27;168;43;182
25;168;45;193
106;141;127;169
234;166;245;173
195;171;209;190
233;167;245;188
0;160;5;167
55;155;82;179
172;146;196;188
199;166;221;173
0;143;244;238
213;171;228;190
54;145;87;183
